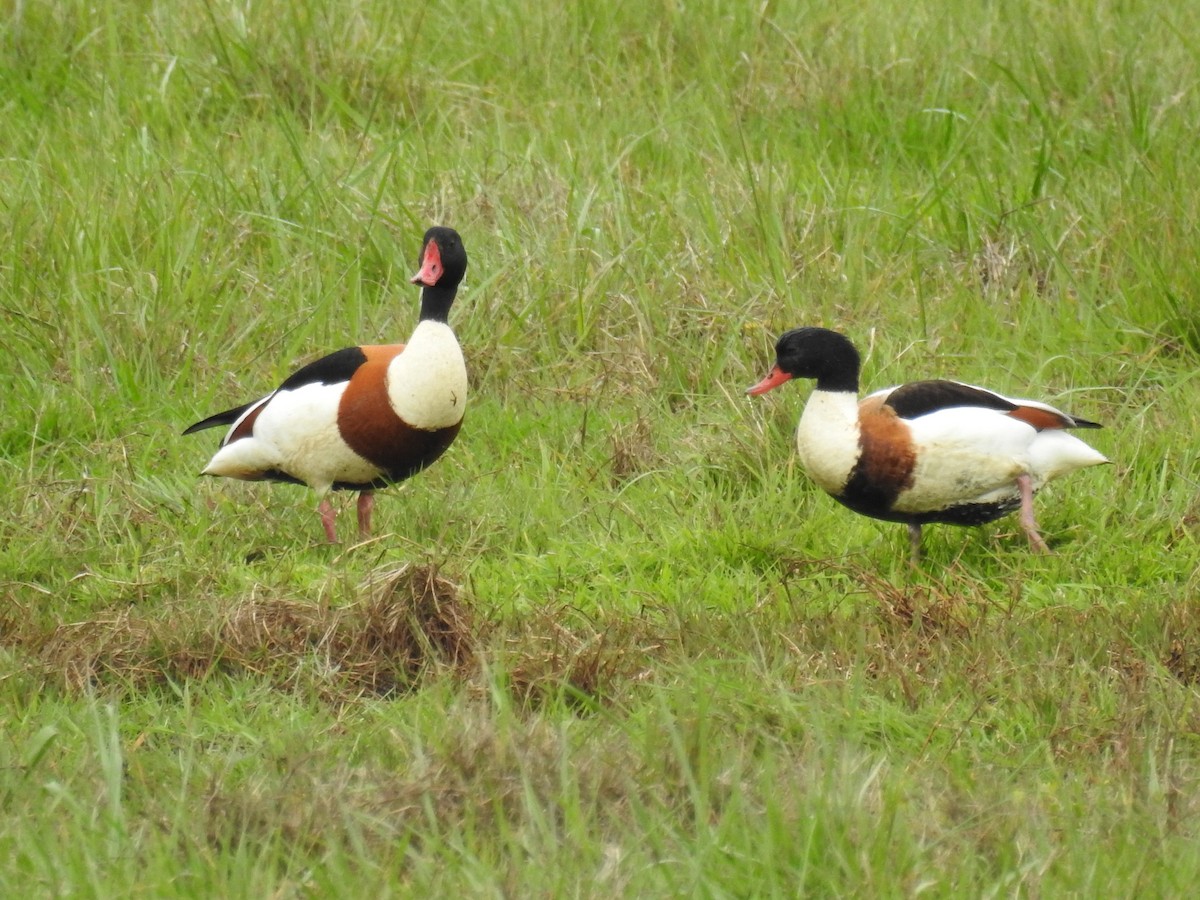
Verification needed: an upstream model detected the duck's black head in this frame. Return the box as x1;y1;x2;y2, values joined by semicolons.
411;226;468;322
747;327;861;395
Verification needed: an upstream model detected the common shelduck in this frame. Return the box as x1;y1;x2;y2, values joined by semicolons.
184;226;469;543
747;327;1109;561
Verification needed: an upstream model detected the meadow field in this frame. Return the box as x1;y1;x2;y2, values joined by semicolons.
3;0;1200;894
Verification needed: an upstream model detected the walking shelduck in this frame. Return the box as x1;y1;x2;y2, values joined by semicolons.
747;327;1108;562
185;226;469;543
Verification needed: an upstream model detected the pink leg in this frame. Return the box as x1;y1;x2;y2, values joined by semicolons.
1017;474;1051;554
907;522;923;565
318;498;338;543
357;491;375;539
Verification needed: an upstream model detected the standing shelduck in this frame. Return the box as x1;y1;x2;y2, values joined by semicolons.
185;226;469;543
747;327;1109;562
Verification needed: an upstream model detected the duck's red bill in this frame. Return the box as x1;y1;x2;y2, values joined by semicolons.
411;240;444;286
746;366;792;396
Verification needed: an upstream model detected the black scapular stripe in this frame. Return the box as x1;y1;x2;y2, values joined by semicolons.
182;401;256;435
277;346;368;391
884;380;1016;420
183;347;369;435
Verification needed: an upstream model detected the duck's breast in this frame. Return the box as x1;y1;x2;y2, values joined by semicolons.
384;321;467;430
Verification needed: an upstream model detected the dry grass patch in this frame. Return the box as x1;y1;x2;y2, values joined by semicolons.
499;604;662;711
609;415;660;485
859;569;972;638
1162;598;1200;686
221;564;477;700
0;564;477;702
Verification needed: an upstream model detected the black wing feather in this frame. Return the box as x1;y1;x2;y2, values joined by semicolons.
276;346;368;392
183;347;368;436
182;401;257;435
883;380;1017;420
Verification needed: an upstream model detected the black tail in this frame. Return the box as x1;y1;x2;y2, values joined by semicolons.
182;401;255;435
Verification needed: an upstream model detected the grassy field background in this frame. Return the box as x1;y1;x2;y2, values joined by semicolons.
3;0;1200;894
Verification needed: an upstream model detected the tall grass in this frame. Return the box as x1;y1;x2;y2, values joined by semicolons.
3;0;1200;894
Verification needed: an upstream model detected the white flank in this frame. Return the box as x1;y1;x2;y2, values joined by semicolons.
894;407;1107;513
795;390;862;494
201;381;382;494
896;408;1033;512
386;320;467;429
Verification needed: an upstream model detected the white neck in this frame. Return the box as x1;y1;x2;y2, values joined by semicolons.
386;320;467;429
795;389;861;493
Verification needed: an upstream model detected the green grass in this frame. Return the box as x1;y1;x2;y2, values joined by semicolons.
3;0;1200;894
